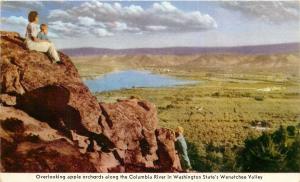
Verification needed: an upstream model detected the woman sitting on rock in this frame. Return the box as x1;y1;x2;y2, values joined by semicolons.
25;11;61;63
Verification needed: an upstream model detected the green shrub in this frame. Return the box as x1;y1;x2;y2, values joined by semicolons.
287;125;296;136
237;126;300;172
166;104;174;109
212;92;220;97
186;140;207;172
286;135;300;171
254;96;264;101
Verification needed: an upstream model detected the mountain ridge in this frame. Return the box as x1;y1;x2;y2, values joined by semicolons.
61;42;300;57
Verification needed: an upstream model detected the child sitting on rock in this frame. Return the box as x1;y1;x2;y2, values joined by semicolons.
37;24;49;41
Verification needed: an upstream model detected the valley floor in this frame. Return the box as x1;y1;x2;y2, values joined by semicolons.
95;73;300;149
72;54;300;156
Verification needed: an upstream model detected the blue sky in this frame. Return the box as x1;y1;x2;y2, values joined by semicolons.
1;1;299;49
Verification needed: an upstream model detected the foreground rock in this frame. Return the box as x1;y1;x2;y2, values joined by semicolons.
0;106;97;172
0;31;181;172
97;99;181;172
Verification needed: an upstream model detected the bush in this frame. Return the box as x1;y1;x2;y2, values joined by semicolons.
237;126;300;172
287;125;296;136
254;96;264;101
186;140;207;172
212;92;220;97
206;151;223;172
286;135;300;171
166;104;174;109
272;125;287;145
237;133;286;172
222;148;237;171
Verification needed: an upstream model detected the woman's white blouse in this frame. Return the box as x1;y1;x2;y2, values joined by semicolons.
25;22;39;40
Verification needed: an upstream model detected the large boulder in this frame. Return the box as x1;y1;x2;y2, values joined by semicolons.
98;99;159;171
0;31;181;172
156;128;182;171
0;106;97;172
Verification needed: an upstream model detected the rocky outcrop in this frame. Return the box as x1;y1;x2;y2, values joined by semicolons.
0;31;181;172
0;107;97;172
1;31;102;135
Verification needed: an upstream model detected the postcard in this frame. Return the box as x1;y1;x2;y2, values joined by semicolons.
0;1;299;182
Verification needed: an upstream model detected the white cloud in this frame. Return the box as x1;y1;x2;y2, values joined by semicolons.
221;1;300;24
109;21;140;32
124;5;144;16
1;16;28;26
48;9;70;19
78;16;97;26
48;21;89;37
111;22;128;31
152;1;177;12
49;21;76;32
0;1;44;11
47;1;217;37
146;25;167;31
93;28;114;37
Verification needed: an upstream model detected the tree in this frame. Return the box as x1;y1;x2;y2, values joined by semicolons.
287;125;296;136
205;151;223;172
238;132;287;172
222;148;237;171
272;125;287;147
286;135;300;171
186;140;208;172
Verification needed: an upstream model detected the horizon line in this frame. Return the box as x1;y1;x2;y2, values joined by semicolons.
59;42;300;50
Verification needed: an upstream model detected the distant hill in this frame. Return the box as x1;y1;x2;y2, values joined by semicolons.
61;43;300;57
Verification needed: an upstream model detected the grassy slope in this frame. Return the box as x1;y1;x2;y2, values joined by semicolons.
72;53;300;150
